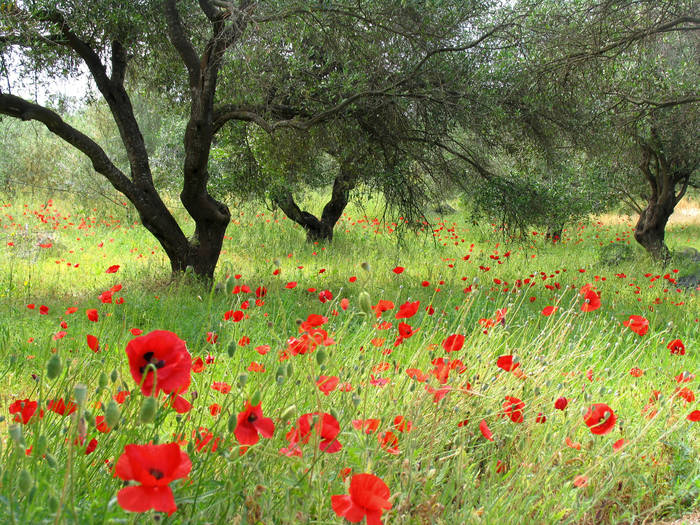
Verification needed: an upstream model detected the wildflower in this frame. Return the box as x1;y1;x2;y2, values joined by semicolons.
234;401;275;446
125;330;192;399
114;442;191;516
622;315;649;336
583;403;616;435
331;473;392;525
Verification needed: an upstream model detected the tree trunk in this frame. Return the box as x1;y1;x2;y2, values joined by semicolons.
273;162;356;242
634;195;673;263
632;138;690;264
545;225;563;243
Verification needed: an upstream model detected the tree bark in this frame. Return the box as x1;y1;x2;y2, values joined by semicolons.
632;139;690;264
634;196;673;263
273;162;356;242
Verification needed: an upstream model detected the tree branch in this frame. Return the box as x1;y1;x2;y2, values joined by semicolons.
0;93;135;199
163;0;201;88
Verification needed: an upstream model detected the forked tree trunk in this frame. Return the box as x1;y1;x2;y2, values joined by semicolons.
633;138;691;264
274;163;356;242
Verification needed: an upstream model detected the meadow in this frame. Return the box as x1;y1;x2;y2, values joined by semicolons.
0;195;698;525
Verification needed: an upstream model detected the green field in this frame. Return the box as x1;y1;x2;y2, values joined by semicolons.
0;196;698;524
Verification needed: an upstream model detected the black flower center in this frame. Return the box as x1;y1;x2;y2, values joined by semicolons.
149;468;164;480
247;413;258;423
139;351;167;374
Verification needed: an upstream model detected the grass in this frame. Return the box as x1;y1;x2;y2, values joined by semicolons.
0;194;698;524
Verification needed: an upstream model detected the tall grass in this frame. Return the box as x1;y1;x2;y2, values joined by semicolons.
0;194;697;524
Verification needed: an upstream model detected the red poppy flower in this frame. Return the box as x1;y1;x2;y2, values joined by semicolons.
442;334;465;353
687;410;700;422
397;322;418;338
115;442;191;516
95;416;111;433
630;367;643;377
99;290;113;304
125;330;192;397
503;396;525;423
234;401;275;446
317;375;339;395
87;334;100;353
393;416;412;432
554;397;569;410
331;473;392;525
536;413;547;423
9;399;41;424
580;284;601;312
622;315;649;336
667;339;685;355
378;431;399;454
406;368;428;382
573;475;588;488
392;266;405;274
86;309;99;322
372;300;395;317
479;419;494;441
300;314;328;331
395;300;420;319
352;419;381;434
541;306;558;316
211;381;231;394
496;355;519;372
612;438;628;452
583;403;617;435
48;398;77;416
106;265;120;273
39;305;49;315
287;412;342;453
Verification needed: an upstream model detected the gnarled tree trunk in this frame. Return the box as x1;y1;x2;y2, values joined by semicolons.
633;138;691;264
274;162;356;242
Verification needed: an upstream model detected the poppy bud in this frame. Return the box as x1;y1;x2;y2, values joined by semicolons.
8;424;25;448
352;395;361;407
280;405;296;422
273;258;281;267
238;373;248;386
110;369;118;383
286;363;293;377
250;391;261;407
358;291;372;317
98;372;108;390
83;410;94;427
45;454;58;469
105;400;120;429
139;396;157;424
316;350;327;365
275;365;286;381
46;354;62;380
35;434;48;456
227;413;237;433
47;495;59;513
330;408;339;421
18;469;33;494
361;261;371;272
74;383;87;406
227;343;236;357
